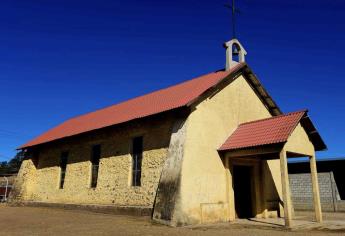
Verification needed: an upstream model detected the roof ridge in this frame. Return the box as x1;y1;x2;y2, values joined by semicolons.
239;109;308;126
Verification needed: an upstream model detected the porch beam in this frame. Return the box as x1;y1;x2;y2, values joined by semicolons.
224;145;283;158
279;149;292;227
310;154;323;223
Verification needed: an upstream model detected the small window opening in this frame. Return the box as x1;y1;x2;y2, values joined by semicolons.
132;137;143;187
91;144;101;188
60;151;68;189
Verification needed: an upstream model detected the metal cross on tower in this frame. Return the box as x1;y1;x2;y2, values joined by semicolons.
224;0;241;39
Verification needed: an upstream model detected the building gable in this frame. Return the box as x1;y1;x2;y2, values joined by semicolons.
285;123;316;157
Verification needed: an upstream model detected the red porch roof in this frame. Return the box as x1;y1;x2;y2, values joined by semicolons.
219;110;326;152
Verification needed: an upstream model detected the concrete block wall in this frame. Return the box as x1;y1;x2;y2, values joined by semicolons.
289;172;344;212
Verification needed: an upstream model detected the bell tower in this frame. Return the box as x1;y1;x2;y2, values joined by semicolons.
224;39;247;71
224;0;247;71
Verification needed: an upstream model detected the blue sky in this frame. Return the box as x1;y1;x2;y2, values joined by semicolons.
0;0;344;161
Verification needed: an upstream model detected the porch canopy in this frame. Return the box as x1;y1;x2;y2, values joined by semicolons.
218;110;327;227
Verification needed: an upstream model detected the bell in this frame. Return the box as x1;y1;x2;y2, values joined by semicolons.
232;47;240;56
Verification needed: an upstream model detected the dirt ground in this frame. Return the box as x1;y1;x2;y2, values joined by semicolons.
0;204;344;236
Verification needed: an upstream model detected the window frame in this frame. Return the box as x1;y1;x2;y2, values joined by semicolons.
131;136;143;187
90;144;101;189
59;151;69;189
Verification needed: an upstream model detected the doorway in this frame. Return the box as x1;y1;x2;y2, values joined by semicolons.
233;165;254;218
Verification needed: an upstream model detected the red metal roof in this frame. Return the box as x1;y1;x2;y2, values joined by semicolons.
21;64;245;149
219;110;307;151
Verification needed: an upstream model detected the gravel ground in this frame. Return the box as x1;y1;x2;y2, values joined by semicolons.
0;205;344;236
295;211;345;222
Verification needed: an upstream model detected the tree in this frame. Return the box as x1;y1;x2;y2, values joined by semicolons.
0;151;24;175
7;151;24;170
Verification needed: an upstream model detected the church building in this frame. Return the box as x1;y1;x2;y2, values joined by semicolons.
12;39;326;227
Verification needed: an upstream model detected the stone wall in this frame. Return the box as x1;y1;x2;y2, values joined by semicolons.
12;112;179;208
289;172;345;212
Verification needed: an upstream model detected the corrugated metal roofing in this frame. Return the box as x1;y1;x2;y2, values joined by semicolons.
20;64;245;149
219;110;307;151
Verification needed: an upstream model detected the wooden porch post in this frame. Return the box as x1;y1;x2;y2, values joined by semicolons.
310;154;323;223
225;156;236;221
280;149;292;227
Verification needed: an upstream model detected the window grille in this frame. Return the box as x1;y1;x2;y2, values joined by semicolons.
91;144;101;188
132;137;143;187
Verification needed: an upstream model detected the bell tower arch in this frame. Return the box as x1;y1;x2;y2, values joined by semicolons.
224;39;247;71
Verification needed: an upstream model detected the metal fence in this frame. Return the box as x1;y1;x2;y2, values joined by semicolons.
0;175;15;202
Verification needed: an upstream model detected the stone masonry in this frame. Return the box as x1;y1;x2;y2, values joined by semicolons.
11;112;181;209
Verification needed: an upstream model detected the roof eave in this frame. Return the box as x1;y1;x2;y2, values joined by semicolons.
18;106;191;150
242;65;282;116
300;114;327;151
218;141;286;153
